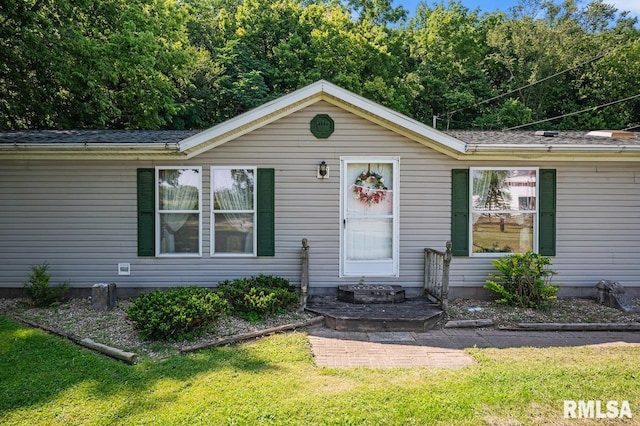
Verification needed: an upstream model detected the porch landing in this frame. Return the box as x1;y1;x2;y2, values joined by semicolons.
305;296;444;332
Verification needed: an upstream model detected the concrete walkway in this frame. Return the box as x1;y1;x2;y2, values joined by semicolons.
307;327;640;369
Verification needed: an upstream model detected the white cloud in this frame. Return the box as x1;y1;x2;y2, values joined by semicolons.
608;0;640;16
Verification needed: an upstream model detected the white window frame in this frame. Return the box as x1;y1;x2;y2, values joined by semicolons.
469;167;539;257
210;166;258;257
155;166;202;257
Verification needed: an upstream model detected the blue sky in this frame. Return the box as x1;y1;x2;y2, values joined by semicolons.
395;0;640;20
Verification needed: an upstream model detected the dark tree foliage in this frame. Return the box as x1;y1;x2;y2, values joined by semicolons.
1;0;638;130
0;0;194;129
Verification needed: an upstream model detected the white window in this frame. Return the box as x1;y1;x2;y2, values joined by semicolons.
156;167;202;256
211;167;256;256
470;167;538;255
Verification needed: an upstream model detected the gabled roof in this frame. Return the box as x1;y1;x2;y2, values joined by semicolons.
176;80;468;158
1;80;639;161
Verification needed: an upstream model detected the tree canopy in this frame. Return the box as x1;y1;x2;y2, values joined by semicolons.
1;0;638;130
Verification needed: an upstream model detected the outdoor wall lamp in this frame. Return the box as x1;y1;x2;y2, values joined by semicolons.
317;161;329;179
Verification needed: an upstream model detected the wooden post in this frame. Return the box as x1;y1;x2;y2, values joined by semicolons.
442;241;452;312
423;248;429;295
300;238;309;310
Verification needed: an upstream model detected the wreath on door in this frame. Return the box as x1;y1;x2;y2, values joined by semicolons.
353;169;387;206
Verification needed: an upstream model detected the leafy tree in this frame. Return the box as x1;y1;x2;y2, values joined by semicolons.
482;0;638;130
1;0;196;129
406;1;496;128
2;0;638;130
344;0;408;25
473;98;533;129
574;39;640;130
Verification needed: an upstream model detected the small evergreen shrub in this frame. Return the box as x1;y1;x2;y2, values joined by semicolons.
216;275;298;322
126;287;228;341
484;251;559;309
23;261;69;307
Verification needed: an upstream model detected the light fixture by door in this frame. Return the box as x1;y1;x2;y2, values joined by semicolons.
317;161;329;179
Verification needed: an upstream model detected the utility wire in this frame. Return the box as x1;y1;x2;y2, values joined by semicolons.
505;93;640;130
438;51;610;120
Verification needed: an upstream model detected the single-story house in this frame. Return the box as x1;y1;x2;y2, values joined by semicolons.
1;80;639;298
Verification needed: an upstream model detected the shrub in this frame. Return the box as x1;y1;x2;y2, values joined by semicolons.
23;261;69;307
216;275;298;322
126;287;228;341
484;251;559;309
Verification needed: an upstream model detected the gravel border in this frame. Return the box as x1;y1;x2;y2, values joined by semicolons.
446;297;640;327
3;296;640;361
0;297;320;361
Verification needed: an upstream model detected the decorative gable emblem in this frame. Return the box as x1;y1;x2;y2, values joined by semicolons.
310;114;334;139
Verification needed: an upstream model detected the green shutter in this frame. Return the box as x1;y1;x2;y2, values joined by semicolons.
257;168;275;256
451;169;469;256
538;169;556;256
137;168;155;256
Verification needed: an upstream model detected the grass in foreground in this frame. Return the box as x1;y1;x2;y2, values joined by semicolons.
1;315;638;425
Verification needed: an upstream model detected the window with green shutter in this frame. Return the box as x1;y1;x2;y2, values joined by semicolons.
451;169;469;256
538;169;556;256
139;166;275;257
451;167;556;256
210;167;275;256
257;168;275;256
137;168;155;256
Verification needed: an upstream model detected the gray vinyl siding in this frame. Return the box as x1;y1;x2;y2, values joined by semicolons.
448;162;640;294
2;101;640;295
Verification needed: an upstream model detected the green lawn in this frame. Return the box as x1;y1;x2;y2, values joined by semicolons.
1;315;638;425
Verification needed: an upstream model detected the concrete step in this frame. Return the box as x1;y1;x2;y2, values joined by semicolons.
305;296;443;332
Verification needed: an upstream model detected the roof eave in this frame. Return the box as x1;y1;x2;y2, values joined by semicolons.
463;143;640;161
0;142;181;160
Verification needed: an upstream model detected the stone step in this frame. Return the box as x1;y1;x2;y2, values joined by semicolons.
306;296;443;332
338;284;405;304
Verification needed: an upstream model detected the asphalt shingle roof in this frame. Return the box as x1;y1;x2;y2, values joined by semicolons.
0;130;201;144
1;129;636;147
445;130;640;146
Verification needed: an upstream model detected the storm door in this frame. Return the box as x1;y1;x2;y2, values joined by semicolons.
341;157;399;277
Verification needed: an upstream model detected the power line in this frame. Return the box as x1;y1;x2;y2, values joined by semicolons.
505;93;640;130
437;50;610;121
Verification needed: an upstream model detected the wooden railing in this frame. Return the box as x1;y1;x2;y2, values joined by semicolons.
424;241;452;311
300;238;309;310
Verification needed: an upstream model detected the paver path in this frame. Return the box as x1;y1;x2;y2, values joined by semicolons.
307;327;640;369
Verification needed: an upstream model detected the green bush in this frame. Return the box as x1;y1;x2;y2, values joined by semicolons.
484;251;560;309
216;275;298;322
126;287;228;341
23;261;69;307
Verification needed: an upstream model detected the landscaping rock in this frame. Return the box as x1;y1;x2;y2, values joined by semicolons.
596;280;640;313
444;319;494;328
91;283;117;311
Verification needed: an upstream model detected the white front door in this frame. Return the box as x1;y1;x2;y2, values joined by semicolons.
341;157;399;277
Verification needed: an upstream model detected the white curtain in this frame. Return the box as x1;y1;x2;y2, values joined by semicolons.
216;187;252;223
472;170;493;211
161;185;198;252
213;170;254;253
